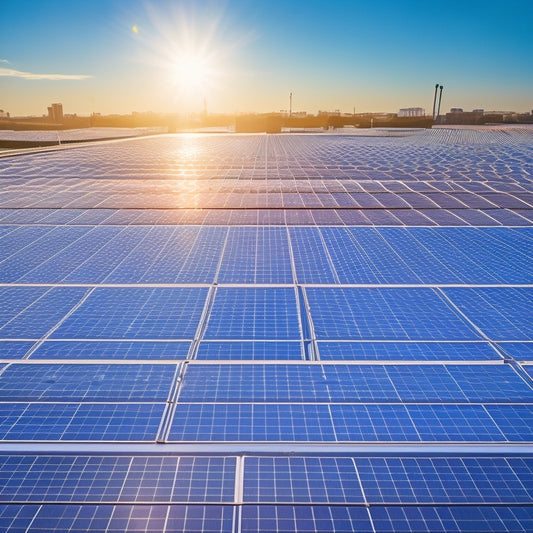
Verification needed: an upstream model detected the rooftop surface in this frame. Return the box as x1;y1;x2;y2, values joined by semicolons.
0;129;532;532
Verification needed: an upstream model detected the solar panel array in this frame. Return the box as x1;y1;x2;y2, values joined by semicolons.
0;131;532;532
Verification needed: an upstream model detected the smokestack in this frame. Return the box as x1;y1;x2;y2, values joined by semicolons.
289;92;292;118
432;83;439;120
437;85;444;121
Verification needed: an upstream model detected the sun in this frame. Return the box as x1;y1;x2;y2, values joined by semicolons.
172;53;214;95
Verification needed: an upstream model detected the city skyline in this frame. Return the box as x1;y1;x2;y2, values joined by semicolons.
1;0;532;116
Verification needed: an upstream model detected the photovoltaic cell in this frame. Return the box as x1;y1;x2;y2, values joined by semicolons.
307;288;480;340
29;340;191;360
444;287;533;340
484;405;533;441
355;456;533;503
317;341;501;361
51;288;208;340
0;455;236;503
0;287;89;339
0;341;34;359
0;403;165;441
243;457;364;503
240;505;373;533
496;342;533;361
196;341;303;360
0;363;178;401
369;506;533;533
169;403;335;441
204;288;300;340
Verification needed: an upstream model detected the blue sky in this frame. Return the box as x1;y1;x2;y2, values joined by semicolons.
1;0;532;115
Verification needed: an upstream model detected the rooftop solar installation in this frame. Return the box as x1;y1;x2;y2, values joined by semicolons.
0;129;532;531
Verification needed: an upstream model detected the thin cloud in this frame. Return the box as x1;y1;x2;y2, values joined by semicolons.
0;67;92;80
0;59;9;63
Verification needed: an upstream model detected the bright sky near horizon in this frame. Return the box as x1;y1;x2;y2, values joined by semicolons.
1;0;532;116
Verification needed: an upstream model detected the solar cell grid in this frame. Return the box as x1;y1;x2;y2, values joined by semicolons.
0;363;178;402
317;341;501;361
1;131;532;532
51;287;207;340
204;288;300;340
0;403;165;441
29;340;191;360
196;341;303;360
369;505;533;533
444;288;533;341
240;505;373;533
307;288;480;341
243;457;364;503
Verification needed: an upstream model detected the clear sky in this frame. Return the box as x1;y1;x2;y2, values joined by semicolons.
1;0;532;116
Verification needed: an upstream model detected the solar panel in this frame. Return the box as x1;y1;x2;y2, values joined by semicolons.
0;403;165;441
29;340;191;360
51;288;208;340
204;288;300;340
443;288;533;340
369;506;533;533
0;287;89;339
240;505;373;533
307;288;480;340
196;341;303;360
1;131;532;532
169;403;335;441
243;457;364;503
355;456;533;503
317;341;501;361
0;455;236;503
0;363;178;401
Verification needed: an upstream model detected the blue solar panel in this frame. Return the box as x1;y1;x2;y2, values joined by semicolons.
484;405;533;441
241;505;373;533
196;341;303;360
243;457;364;503
140;227;227;283
289;227;337;283
169;404;335;441
0;287;88;339
0;341;34;359
218;227;293;283
166;505;235;533
0;226;90;282
204;288;300;340
0;504;46;533
331;404;507;442
317;341;501;361
51;288;208;340
18;226;122;283
407;227;502;284
307;288;480;340
444;287;533;340
0;455;236;503
0;363;178;401
2;133;533;532
377;227;462;283
64;226;151;283
356;456;533;503
29;340;191;359
497;342;533;361
369;506;533;533
0;403;165;441
178;364;403;402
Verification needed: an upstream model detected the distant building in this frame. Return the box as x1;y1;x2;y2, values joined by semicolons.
450;108;463;113
47;103;64;123
398;107;425;117
0;109;9;119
